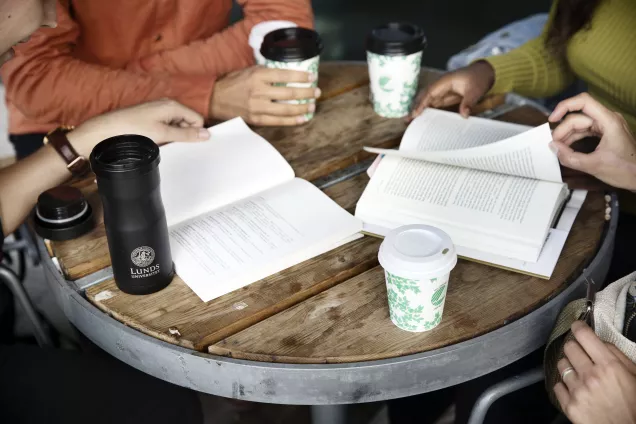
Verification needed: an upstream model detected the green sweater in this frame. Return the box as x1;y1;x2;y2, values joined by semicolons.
485;0;636;133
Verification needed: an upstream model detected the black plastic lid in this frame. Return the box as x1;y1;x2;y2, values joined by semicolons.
366;23;426;56
260;27;323;62
36;186;86;222
34;186;95;241
90;135;160;180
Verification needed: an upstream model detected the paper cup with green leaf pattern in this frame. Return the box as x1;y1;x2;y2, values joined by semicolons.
378;225;457;332
261;27;323;121
366;23;426;118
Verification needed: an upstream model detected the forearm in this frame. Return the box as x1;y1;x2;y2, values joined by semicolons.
0;147;70;235
484;37;576;98
2;58;213;123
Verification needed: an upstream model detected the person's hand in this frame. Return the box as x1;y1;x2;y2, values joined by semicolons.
549;93;636;190
210;66;321;126
555;321;636;424
68;100;209;156
411;61;495;119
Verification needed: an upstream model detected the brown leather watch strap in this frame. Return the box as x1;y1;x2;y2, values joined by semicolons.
44;126;90;177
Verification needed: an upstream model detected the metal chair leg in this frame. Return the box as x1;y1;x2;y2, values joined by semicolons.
467;367;544;424
0;264;52;347
311;405;347;424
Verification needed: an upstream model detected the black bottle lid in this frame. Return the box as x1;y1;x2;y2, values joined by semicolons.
366;23;426;56
34;186;95;241
260;27;323;62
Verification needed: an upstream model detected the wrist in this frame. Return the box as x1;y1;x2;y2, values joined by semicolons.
66;125;100;159
618;159;636;191
471;61;496;91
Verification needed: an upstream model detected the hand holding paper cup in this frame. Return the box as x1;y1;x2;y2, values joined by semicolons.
379;225;457;332
260;27;323;121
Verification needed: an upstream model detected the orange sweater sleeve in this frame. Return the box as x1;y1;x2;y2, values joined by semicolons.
0;2;214;125
135;0;315;76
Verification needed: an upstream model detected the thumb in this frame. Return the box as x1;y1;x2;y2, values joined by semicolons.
459;89;481;118
551;140;597;173
159;125;210;144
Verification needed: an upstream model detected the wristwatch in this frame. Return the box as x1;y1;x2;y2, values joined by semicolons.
43;126;90;177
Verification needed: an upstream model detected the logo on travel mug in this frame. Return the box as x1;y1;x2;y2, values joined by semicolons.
131;246;155;267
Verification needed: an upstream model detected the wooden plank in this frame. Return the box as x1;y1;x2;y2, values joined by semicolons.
208;192;607;363
323;173;370;213
87;238;381;351
317;62;370;100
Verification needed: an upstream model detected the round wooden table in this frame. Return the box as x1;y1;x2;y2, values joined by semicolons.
40;62;615;424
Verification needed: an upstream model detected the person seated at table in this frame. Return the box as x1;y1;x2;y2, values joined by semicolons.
414;0;635;284
412;0;635;132
1;0;316;159
0;1;209;422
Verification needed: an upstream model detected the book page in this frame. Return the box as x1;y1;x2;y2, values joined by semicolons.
169;178;362;302
356;156;565;260
159;118;294;227
401;108;531;151
364;109;562;182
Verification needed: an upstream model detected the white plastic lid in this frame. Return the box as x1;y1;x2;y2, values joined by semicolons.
248;21;298;51
378;224;457;278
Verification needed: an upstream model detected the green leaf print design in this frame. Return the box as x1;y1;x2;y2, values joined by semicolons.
386;272;444;331
368;52;390;68
379;76;393;93
431;285;446;307
386;272;423;330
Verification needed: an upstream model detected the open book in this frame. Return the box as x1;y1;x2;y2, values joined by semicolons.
158;118;362;302
357;109;586;278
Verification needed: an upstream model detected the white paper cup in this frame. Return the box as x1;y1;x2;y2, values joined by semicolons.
366;23;426;118
367;51;422;118
378;224;457;332
249;21;297;65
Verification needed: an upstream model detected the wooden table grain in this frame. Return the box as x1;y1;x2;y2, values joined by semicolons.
50;62;606;367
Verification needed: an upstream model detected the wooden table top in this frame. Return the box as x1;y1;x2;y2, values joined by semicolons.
49;62;606;364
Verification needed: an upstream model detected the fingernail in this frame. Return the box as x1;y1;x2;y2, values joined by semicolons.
308;73;317;82
549;141;558;153
297;115;308;124
198;128;210;139
315;88;322;98
308;103;316;113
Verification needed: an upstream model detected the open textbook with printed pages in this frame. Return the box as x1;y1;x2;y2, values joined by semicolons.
358;108;587;279
157;118;362;302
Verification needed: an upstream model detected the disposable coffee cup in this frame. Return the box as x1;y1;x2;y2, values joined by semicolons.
366;23;426;118
378;224;457;332
261;27;323;121
249;21;297;65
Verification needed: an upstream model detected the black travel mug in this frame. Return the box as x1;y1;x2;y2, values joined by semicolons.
90;135;174;295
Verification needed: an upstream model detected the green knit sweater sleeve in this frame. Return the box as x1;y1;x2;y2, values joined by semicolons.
484;1;576;97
